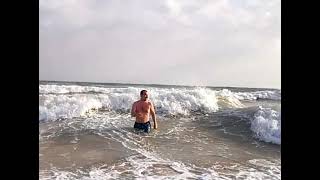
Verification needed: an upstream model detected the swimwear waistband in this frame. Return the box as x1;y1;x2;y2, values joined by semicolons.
135;121;150;125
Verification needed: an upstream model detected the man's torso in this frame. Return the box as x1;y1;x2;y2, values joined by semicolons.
134;100;151;123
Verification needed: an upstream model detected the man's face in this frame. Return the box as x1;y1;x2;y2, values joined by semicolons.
141;91;149;100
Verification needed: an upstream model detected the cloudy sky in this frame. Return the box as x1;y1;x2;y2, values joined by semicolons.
39;0;281;89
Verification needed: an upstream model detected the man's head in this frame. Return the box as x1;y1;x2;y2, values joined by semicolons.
140;90;149;101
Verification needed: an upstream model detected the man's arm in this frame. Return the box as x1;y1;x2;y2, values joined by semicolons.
131;102;136;117
149;102;158;129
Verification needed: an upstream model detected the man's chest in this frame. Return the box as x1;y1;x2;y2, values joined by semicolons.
136;102;150;112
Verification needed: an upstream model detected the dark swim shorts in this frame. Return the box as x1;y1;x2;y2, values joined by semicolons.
134;121;151;133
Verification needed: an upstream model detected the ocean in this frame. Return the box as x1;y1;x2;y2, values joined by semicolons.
39;81;281;179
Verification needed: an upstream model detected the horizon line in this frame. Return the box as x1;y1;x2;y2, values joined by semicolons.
39;79;280;90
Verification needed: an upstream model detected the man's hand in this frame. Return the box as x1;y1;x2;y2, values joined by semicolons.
154;122;158;129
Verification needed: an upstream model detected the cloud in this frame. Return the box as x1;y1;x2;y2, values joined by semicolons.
40;0;281;88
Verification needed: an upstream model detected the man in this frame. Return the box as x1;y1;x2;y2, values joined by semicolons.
131;90;158;133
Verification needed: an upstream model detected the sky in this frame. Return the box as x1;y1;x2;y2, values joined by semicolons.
39;0;281;89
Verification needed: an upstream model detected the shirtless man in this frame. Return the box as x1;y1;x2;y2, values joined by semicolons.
131;90;158;133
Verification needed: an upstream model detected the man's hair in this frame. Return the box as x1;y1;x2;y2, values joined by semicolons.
140;90;147;96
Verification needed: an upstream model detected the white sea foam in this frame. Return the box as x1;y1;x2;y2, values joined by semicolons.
39;85;281;145
216;89;245;108
234;90;281;101
39;103;280;180
39;85;247;121
39;94;103;121
250;106;281;144
39;158;280;180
